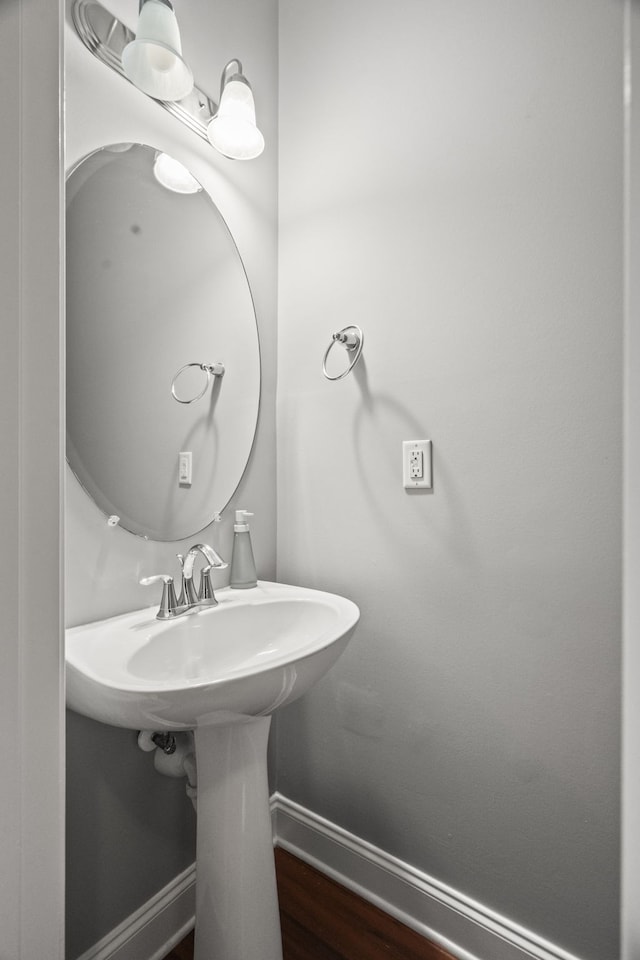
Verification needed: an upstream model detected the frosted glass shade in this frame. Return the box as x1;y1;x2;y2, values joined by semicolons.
207;78;265;160
122;0;193;102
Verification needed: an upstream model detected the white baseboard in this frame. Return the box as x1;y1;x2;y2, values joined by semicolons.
75;792;585;960
270;792;585;960
74;863;195;960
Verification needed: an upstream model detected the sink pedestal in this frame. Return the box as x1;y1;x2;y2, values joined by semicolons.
194;717;283;960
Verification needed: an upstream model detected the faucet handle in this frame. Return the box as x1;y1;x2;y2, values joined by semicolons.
198;564;218;606
140;574;179;620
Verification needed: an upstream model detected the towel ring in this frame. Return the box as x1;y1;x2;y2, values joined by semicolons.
322;325;364;381
171;361;225;404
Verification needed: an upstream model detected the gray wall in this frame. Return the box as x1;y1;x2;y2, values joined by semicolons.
276;2;622;958
64;0;278;953
65;2;624;957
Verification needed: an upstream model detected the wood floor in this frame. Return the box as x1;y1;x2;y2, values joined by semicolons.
163;848;456;960
163;930;194;960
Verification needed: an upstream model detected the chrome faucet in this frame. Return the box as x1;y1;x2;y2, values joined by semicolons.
141;542;227;620
182;542;227;608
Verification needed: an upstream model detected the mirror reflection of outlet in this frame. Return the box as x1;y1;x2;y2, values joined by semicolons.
179;451;193;486
403;440;432;489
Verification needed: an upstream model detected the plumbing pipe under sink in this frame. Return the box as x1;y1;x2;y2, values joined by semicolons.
138;729;198;809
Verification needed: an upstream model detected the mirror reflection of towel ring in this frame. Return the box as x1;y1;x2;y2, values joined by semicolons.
171;361;225;404
322;325;364;381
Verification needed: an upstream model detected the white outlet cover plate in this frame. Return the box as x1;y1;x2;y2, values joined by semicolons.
179;451;193;486
403;440;432;489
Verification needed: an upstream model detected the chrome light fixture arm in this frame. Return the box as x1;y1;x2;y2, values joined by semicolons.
220;59;242;92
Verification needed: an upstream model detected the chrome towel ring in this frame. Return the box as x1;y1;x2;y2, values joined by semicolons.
171;361;225;404
322;325;364;381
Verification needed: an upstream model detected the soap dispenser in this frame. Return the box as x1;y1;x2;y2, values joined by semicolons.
230;510;257;589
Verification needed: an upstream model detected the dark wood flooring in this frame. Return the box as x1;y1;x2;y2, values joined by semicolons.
164;930;194;960
163;848;456;960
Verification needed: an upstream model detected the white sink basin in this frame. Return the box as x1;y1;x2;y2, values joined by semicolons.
67;579;359;960
66;581;359;730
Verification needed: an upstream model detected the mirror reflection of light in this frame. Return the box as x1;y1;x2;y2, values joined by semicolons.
104;143;135;154
153;152;203;194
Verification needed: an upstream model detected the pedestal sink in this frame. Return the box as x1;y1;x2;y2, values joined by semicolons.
66;581;359;960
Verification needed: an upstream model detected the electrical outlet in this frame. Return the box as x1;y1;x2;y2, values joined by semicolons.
179;451;192;486
403;440;432;489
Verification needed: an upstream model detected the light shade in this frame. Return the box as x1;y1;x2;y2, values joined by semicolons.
122;0;193;102
207;68;265;160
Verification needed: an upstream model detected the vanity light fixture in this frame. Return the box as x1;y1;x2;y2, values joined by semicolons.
207;60;265;160
72;0;265;161
122;0;193;102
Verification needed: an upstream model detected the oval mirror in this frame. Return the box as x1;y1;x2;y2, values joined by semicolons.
66;143;260;541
